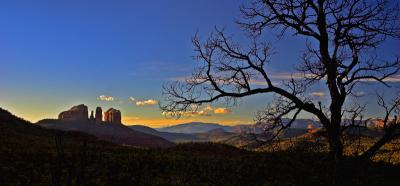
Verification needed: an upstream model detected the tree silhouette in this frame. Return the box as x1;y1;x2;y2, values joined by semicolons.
361;92;400;159
161;0;400;161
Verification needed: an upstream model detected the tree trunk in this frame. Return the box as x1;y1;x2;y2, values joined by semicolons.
327;105;344;161
326;125;344;185
328;130;343;161
322;118;344;161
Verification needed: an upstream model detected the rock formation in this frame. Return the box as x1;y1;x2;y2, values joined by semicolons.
58;104;88;121
89;110;95;123
95;107;102;123
104;108;121;124
58;104;121;124
90;110;94;119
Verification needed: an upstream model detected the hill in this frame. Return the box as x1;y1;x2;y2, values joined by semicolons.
0;108;101;145
1;107;400;185
129;125;200;142
156;122;238;133
156;120;320;135
131;125;252;144
132;124;312;146
37;120;174;148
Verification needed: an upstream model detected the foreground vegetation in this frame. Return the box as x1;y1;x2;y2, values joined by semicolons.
1;108;400;185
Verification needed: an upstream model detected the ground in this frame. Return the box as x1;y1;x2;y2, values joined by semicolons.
1;109;400;185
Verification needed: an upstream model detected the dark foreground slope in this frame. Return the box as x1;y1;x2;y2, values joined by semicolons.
1;108;400;185
37;119;174;148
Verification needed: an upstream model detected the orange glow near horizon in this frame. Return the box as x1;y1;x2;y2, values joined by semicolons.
2;104;253;128
122;116;253;128
17;113;252;128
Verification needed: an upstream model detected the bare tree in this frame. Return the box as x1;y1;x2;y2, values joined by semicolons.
361;92;400;159
161;0;400;161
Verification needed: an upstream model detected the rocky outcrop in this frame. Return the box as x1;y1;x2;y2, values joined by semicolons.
95;107;102;123
58;105;122;124
373;119;385;128
89;110;94;120
104;108;121;124
58;104;88;121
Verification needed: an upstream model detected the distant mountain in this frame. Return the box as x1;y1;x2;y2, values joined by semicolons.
130;124;266;147
192;128;236;142
37;119;175;148
129;125;201;142
156;122;235;134
230;125;263;134
280;118;321;129
156;120;320;135
130;125;243;143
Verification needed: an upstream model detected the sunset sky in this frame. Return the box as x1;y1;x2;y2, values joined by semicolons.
1;0;399;127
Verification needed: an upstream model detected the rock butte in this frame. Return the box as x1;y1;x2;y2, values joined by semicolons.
58;104;121;124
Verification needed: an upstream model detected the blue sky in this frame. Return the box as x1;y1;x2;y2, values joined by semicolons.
0;0;399;127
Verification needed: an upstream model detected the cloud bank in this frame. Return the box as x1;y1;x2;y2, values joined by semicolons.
310;91;325;97
162;105;232;117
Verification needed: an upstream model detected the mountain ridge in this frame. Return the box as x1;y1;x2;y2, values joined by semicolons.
155;120;320;134
37;119;175;148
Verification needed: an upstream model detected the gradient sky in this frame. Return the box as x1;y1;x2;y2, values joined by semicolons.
1;0;399;127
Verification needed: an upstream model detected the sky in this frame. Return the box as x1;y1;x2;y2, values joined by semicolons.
0;0;399;127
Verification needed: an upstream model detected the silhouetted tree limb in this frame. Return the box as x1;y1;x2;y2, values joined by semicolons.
361;92;400;159
161;0;400;161
255;95;302;141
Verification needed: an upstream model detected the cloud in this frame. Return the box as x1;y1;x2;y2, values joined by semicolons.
383;75;400;82
167;72;316;87
183;105;214;116
162;109;212;117
214;108;232;114
98;95;114;101
272;73;400;83
353;91;366;97
359;75;400;83
168;73;400;87
183;110;211;117
270;72;315;80
136;99;158;106
310;91;325;97
128;96;136;103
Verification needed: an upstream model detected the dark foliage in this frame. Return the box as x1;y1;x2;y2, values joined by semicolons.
1;108;400;185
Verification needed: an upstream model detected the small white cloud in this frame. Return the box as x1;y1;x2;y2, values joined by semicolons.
353;91;366;97
183;110;211;117
98;95;114;101
359;75;400;83
214;108;232;114
128;96;136;103
136;99;158;106
310;91;325;97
